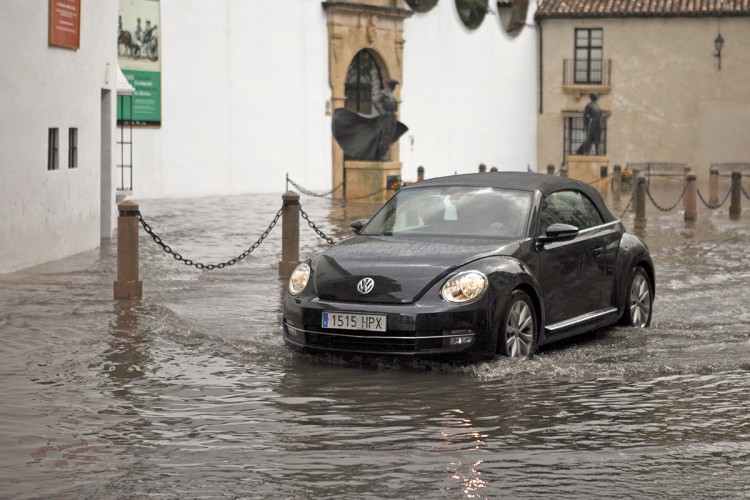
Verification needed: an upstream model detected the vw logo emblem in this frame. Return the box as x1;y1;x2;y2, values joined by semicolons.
357;277;375;295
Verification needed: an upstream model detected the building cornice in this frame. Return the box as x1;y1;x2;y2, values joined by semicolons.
322;1;413;20
535;0;750;20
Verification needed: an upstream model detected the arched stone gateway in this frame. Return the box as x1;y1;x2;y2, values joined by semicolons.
323;1;412;202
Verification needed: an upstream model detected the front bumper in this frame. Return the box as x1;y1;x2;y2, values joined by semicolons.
283;295;492;357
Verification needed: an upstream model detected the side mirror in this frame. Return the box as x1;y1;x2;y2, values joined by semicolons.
349;219;368;234
537;223;579;247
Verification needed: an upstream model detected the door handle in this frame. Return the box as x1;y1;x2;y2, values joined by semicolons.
594;246;604;257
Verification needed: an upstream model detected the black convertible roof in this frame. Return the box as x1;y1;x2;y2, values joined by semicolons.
406;172;617;222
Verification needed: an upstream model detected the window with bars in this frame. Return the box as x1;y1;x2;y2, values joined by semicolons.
345;50;383;115
48;128;59;171
574;28;603;84
564;115;607;156
68;128;78;169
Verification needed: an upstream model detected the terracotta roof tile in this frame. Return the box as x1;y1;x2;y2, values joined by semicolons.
536;0;750;18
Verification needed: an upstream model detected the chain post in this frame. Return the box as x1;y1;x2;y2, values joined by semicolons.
612;164;622;199
279;191;301;277
547;164;555;175
684;174;697;221
635;176;647;229
114;200;143;299
730;171;742;219
417;166;425;182
630;168;641;212
709;168;719;206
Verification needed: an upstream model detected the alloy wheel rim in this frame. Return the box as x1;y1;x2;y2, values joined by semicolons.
506;300;534;357
630;273;651;328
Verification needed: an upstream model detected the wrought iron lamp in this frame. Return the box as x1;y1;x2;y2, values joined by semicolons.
714;33;724;70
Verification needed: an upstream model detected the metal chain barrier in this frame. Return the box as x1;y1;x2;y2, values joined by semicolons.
299;206;336;244
696;187;732;209
742;184;750;201
616;188;636;219
287;175;392;202
138;208;283;270
287;176;344;199
645;183;688;212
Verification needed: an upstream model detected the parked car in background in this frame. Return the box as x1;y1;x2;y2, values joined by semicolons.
283;172;654;360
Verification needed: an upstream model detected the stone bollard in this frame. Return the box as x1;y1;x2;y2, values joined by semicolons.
630;168;641;212
730;171;742;219
634;176;647;229
708;168;719;206
684;174;697;221
547;164;555;175
560;165;568;178
613;165;622;196
417;166;425;182
114;200;143;299
279;191;301;277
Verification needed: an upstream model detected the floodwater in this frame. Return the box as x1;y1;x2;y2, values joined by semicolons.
1;178;749;499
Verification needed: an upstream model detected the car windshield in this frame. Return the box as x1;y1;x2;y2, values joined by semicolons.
361;186;533;238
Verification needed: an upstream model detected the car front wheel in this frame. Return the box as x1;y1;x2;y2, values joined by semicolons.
499;290;537;359
625;267;652;328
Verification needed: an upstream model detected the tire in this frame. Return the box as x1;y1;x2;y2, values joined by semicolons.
624;267;652;328
499;290;537;359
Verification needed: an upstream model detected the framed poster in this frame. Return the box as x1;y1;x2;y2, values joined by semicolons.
117;0;161;126
49;0;81;50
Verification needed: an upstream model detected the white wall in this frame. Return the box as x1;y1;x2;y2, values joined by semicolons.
132;0;538;198
0;0;119;274
400;2;538;181
133;0;332;198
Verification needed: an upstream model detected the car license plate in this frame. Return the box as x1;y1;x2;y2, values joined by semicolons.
322;312;386;332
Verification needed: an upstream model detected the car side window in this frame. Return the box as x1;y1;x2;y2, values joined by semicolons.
539;190;604;235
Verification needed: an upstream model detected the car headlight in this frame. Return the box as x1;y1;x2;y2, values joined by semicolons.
289;263;311;295
441;271;488;303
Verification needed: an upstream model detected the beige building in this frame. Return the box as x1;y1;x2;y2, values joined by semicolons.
535;0;750;181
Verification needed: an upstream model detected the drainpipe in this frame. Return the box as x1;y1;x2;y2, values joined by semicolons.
538;18;543;115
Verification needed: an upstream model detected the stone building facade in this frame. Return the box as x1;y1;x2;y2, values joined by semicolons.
535;0;750;181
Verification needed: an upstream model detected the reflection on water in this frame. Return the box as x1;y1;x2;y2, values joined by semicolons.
1;186;749;498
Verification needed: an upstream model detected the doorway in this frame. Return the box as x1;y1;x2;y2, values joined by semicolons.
100;89;114;239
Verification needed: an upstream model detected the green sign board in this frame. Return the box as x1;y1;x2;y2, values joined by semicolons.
119;70;161;125
117;0;161;126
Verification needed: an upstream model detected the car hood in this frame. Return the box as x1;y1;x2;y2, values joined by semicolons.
312;235;519;304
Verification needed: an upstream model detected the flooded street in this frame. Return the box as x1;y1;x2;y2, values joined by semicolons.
1;180;750;498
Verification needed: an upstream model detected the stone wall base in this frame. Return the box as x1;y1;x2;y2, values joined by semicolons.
345;161;402;204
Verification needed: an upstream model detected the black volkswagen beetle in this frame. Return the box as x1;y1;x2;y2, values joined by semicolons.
283;172;654;360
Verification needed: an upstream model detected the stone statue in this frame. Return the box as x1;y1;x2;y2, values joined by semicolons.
576;93;603;155
332;79;408;162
